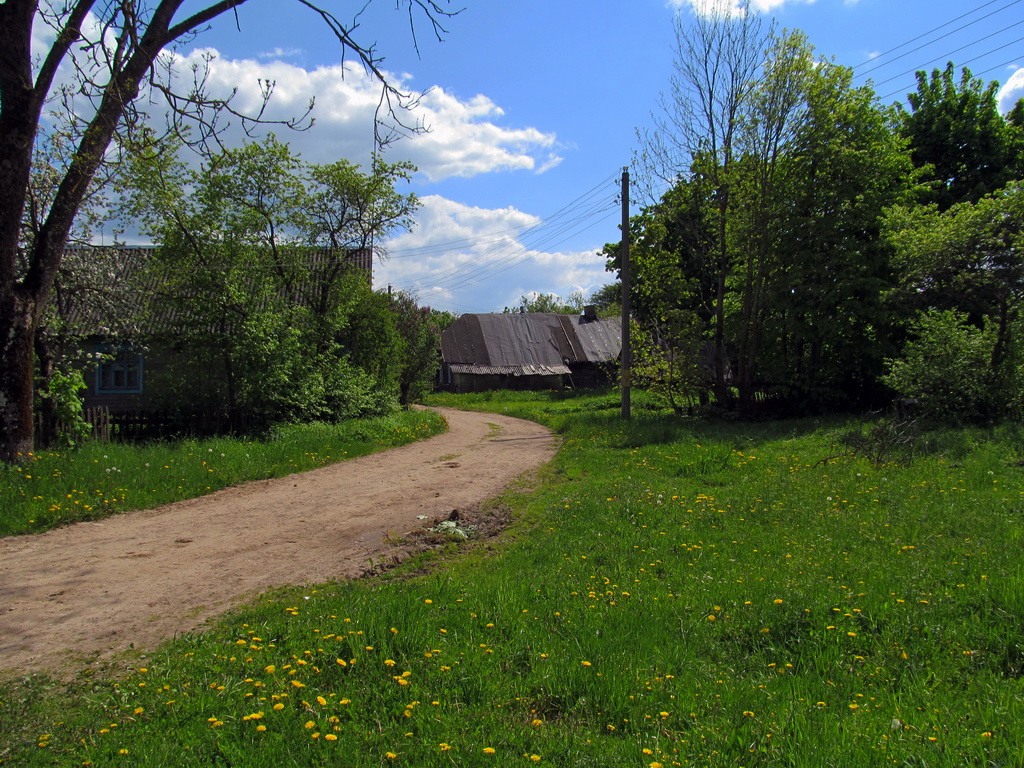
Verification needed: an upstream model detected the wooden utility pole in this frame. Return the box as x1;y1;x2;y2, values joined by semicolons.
620;167;631;420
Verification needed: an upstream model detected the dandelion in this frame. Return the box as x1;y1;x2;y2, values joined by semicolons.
531;719;543;727
530;756;541;762
325;734;338;741
483;747;496;754
386;752;398;759
317;696;327;706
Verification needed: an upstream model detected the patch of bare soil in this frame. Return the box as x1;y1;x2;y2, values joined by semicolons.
0;407;558;678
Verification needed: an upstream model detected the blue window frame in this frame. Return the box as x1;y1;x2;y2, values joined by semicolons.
96;347;144;394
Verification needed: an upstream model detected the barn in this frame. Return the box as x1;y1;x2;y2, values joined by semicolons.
439;310;621;392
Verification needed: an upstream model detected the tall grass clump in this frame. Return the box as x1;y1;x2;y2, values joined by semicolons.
0;409;446;537
2;390;1023;767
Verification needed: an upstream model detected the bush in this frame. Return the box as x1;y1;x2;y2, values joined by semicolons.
882;309;1003;420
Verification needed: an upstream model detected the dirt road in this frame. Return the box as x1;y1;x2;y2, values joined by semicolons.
0;407;557;677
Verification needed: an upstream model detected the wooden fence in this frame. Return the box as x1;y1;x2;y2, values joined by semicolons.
35;406;252;446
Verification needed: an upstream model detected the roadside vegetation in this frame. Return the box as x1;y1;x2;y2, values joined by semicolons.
0;409;447;538
3;390;1023;766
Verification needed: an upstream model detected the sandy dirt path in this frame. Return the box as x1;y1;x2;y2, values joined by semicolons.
0;407;557;677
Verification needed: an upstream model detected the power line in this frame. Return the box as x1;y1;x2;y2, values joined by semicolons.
854;0;1023;75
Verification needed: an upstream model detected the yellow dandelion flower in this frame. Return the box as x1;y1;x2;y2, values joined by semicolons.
265;665;276;673
530;756;541;762
386;752;398;759
531;719;543;727
291;680;305;688
317;696;327;706
273;703;284;710
325;734;338;741
483;747;496;754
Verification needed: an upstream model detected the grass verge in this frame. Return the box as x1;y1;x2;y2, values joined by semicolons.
0;409;447;537
2;390;1023;767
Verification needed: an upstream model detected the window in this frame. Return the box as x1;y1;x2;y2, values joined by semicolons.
96;347;144;394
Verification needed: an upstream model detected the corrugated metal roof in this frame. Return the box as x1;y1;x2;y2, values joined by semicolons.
441;313;621;373
573;316;621;363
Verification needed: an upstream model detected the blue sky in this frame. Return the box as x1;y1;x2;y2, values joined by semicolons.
90;0;1024;312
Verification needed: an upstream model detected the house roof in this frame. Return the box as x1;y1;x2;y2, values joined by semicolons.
440;312;621;377
54;245;372;338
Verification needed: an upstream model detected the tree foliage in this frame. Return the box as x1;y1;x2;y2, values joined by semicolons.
119;135;420;428
624;24;914;414
898;64;1023;210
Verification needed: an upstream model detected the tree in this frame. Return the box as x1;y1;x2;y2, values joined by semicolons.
884;183;1024;417
391;292;452;405
898;63;1023;210
758;57;914;409
627;26;915;414
639;1;770;404
503;291;585;314
119;135;419;427
0;0;454;463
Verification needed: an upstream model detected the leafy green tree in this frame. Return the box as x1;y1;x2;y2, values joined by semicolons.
884;183;1024;418
758;57;914;409
503;291;585;314
881;309;1003;420
626;29;915;413
640;2;771;404
122;135;418;429
391;292;452;405
898;64;1023;210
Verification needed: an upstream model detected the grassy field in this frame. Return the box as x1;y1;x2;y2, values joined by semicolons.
2;390;1023;767
0;410;447;537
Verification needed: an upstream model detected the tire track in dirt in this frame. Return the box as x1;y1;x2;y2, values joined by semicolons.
0;407;557;677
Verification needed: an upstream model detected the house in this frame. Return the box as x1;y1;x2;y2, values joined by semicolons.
53;245;373;415
439;309;621;392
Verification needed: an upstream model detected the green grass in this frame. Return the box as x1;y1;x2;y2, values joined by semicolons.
2;390;1024;766
0;410;448;537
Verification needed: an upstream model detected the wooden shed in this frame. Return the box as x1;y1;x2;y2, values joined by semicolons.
439;311;621;392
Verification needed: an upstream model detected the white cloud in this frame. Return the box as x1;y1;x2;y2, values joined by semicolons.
998;67;1024;113
378;196;610;314
258;47;305;60
161;48;559;182
669;0;816;17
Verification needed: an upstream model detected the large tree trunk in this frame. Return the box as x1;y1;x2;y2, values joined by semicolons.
0;289;38;462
